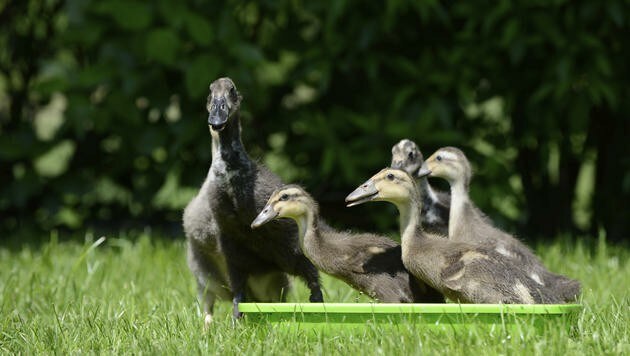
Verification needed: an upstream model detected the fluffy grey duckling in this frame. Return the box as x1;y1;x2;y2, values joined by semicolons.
346;168;565;304
251;185;444;302
390;139;450;236
420;147;581;302
183;78;322;323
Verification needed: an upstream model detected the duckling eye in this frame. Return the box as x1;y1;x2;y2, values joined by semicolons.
386;173;395;181
407;151;414;159
210;104;216;110
280;194;289;201
436;155;442;161
220;104;226;110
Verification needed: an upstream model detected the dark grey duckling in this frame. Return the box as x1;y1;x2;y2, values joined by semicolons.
183;78;322;323
391;139;450;236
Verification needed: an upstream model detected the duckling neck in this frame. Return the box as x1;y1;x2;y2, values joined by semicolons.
448;180;469;238
295;210;325;258
397;191;425;244
210;113;250;169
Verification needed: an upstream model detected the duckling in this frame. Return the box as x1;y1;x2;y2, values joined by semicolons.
420;147;580;301
251;185;444;303
390;139;450;236
183;77;322;322
346;168;565;304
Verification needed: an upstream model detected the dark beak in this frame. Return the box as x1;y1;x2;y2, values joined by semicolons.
417;163;431;178
251;205;279;228
208;98;229;131
345;180;379;207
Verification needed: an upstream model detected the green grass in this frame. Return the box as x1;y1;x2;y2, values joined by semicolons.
1;232;628;354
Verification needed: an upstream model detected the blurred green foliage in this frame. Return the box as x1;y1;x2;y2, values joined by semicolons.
1;0;628;241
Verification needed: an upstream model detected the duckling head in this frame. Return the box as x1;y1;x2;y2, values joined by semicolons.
207;77;242;132
420;147;471;186
345;168;417;208
390;139;425;176
251;185;316;228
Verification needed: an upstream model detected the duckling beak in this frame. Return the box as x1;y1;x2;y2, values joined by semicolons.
345;180;379;207
417;163;431;178
251;205;279;229
208;97;229;131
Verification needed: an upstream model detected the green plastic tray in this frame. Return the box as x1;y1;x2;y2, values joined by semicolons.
239;303;582;332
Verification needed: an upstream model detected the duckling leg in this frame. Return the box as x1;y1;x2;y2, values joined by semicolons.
308;282;323;302
300;260;323;302
232;291;246;319
201;291;216;327
227;265;248;319
187;241;231;326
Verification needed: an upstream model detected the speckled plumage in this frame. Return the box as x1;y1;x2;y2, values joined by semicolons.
346;169;567;304
183;78;322;321
423;147;581;302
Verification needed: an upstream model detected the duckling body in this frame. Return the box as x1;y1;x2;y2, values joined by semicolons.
346;168;565;304
183;78;322;322
307;225;442;302
423;147;581;301
391;139;450;236
252;185;444;303
400;230;562;303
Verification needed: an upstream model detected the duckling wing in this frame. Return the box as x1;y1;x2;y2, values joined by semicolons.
442;246;566;303
340;234;404;275
438;248;492;296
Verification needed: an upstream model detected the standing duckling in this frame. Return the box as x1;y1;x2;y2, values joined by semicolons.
252;184;444;303
346;168;564;304
420;147;580;301
183;78;323;323
390;139;450;236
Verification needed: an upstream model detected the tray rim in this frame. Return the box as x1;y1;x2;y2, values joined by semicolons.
238;303;582;315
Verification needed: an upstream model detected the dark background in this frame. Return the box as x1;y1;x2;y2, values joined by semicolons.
1;0;628;242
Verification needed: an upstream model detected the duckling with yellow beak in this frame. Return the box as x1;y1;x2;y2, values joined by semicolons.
253;184;444;303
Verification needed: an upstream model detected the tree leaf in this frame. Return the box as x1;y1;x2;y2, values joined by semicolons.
93;1;152;31
145;29;180;65
186;12;213;45
185;55;222;99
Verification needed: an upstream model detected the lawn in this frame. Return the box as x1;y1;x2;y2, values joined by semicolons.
1;231;628;354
